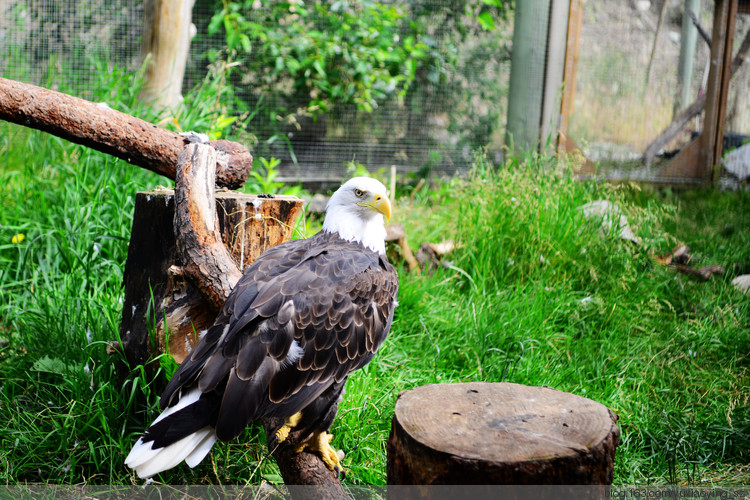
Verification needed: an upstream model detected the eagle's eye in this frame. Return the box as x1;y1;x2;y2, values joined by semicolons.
354;188;365;198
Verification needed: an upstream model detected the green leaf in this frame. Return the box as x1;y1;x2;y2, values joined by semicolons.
312;59;326;77
478;11;496;31
207;11;225;35
285;58;301;74
32;356;71;375
239;34;252;53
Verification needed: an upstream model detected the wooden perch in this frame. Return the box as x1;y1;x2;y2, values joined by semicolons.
118;190;303;366
642;28;750;164
262;418;349;500
169;143;346;497
0;77;252;189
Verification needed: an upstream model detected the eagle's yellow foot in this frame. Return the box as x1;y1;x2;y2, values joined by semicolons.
275;412;303;443
294;431;345;476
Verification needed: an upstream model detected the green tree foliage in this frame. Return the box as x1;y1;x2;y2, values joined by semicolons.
205;0;511;154
209;0;430;116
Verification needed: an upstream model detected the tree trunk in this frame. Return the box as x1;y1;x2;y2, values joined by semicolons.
387;382;619;485
140;0;196;109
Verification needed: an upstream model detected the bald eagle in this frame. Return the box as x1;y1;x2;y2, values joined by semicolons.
125;177;398;478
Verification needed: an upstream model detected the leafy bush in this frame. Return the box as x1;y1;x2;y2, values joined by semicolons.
202;0;512;164
209;0;430;117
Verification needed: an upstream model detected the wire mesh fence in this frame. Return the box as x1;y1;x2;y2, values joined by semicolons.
0;0;512;184
0;0;142;95
1;0;748;184
567;0;750;182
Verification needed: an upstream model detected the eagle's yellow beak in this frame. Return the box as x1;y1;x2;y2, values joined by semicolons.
360;192;392;222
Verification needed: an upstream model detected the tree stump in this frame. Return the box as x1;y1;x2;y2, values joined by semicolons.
387;382;619;485
119;189;304;367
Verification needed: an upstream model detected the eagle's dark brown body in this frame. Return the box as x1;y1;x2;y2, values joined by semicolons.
130;230;398;473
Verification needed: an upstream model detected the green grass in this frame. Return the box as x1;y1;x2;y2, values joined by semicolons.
1;69;748;486
380;167;750;485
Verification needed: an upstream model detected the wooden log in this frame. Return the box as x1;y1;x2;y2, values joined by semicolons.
262;418;350;499
385;224;420;273
173;143;243;311
387;382;619;485
140;0;196;109
0;77;253;189
119;187;303;366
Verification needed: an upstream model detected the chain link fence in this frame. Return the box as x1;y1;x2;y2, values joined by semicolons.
567;0;750;181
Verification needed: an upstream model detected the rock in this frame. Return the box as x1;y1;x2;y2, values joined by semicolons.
301;193;330;214
579;200;640;244
723;143;750;183
732;275;750;294
671;245;691;265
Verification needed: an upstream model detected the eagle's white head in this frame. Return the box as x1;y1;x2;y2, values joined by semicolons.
322;176;392;254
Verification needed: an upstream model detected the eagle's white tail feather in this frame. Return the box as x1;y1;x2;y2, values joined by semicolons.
125;388;217;478
126;427;217;478
184;430;218;467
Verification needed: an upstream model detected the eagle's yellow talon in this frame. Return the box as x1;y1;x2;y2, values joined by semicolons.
275;412;303;443
294;431;344;474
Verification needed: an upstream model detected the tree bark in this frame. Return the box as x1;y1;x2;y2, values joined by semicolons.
0;77;252;189
173;144;244;310
387;382;619;485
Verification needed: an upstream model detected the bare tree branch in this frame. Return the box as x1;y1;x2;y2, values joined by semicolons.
688;9;712;47
0;77;252;189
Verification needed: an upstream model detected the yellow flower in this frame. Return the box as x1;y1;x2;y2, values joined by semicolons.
11;233;24;244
